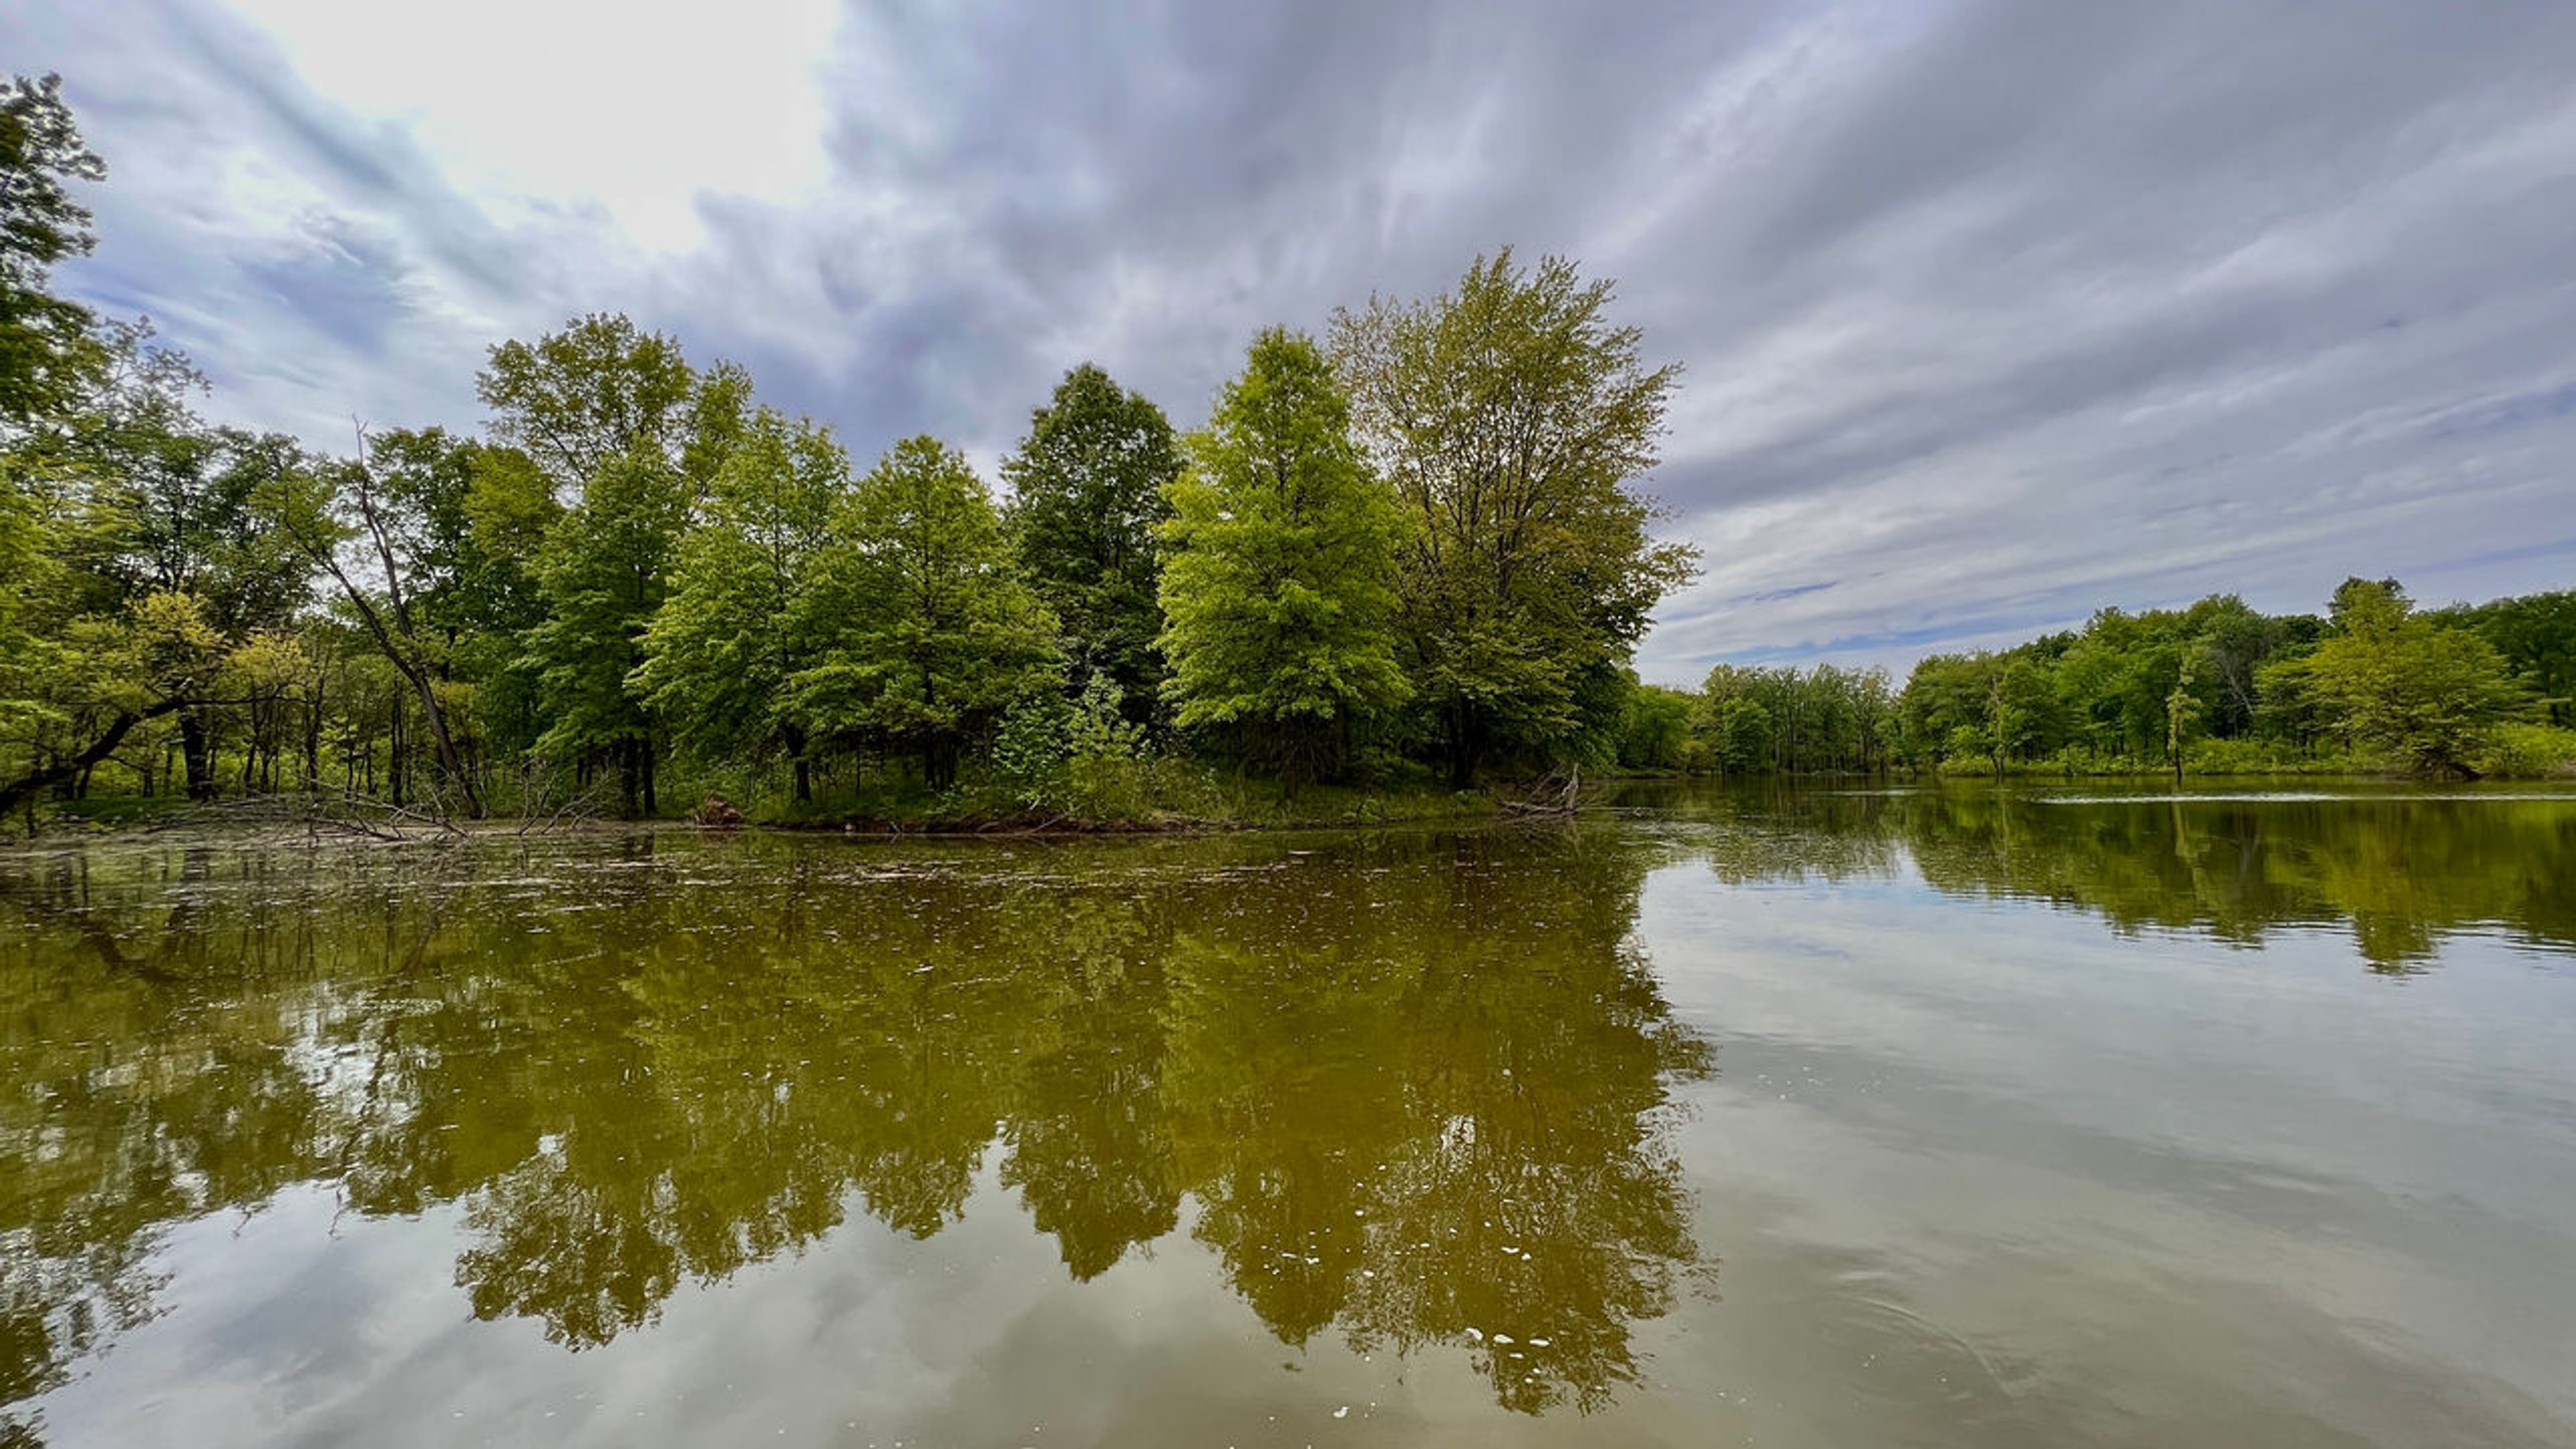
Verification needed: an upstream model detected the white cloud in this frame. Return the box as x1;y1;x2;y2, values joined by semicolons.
221;0;841;252
11;0;2574;682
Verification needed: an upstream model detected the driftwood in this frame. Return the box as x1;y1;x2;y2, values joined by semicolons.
1499;765;1605;817
144;791;470;843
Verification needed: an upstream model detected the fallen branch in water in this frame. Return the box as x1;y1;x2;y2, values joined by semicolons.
1499;765;1598;816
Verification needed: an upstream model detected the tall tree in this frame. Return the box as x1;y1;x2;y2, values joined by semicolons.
478;317;748;812
791;437;1056;790
449;443;561;759
636;407;849;800
1156;328;1407;784
2308;579;2522;777
526;447;689;814
1332;250;1698;785
0;72;106;429
1002;364;1181;722
2434;590;2576;728
254;427;492;815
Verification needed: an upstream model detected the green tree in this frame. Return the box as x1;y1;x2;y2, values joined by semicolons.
0;590;234;820
49;337;305;800
2307;579;2522;777
453;444;561;759
1714;696;1772;775
476;314;700;495
252;427;487;814
1332;250;1698;785
1994;656;2061;767
527;448;689;814
2434;590;2576;727
478;318;749;813
790;436;1057;789
1613;680;1695;771
1002;364;1181;722
1156;328;1407;784
2165;654;2202;784
0;73;106;428
636;408;849;800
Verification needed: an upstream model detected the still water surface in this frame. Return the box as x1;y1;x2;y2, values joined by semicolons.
4;784;2574;1446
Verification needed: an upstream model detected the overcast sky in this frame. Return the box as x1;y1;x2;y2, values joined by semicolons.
11;0;2575;682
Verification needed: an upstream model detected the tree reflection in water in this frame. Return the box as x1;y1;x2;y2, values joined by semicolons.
1662;783;2576;973
0;827;1711;1434
14;787;2562;1438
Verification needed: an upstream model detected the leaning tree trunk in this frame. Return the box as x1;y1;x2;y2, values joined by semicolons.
0;698;188;820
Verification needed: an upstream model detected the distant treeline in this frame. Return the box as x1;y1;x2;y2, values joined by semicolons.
1;74;1696;823
1613;582;2575;780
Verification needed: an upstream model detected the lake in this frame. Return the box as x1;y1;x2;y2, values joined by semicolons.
4;783;2574;1447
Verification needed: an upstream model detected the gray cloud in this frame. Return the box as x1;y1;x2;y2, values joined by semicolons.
9;0;2575;680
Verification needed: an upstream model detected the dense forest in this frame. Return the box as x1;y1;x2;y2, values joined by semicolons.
0;74;1697;825
1606;582;2576;780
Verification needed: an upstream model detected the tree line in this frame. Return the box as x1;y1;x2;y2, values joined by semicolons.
1608;580;2575;780
0;74;1698;824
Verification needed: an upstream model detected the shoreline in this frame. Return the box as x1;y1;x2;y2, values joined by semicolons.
13;771;2576;849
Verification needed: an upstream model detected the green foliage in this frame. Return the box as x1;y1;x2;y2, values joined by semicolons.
527;447;690;810
2471;722;2576;780
1333;250;1698;784
790;436;1059;788
637;409;849;793
0;73;106;428
2304;579;2523;777
476;313;699;493
1157;329;1407;784
1613;681;1695;772
993;672;1183;820
1693;662;1896;774
1881;578;2565;780
1004;364;1181;720
2434;590;2576;727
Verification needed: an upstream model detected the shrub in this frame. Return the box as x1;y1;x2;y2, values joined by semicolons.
993;674;1184;821
2473;723;2576;780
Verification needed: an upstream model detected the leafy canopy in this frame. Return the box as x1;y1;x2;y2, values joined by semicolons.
0;73;107;427
1002;363;1181;720
2307;579;2523;777
790;436;1057;788
1332;250;1697;781
1157;327;1407;782
637;408;850;773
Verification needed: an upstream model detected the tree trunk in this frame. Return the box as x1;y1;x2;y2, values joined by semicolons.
1446;706;1481;790
794;757;812;804
179;710;217;802
619;737;641;818
305;680;324;790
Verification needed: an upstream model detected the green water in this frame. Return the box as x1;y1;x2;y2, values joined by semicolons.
4;783;2574;1447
